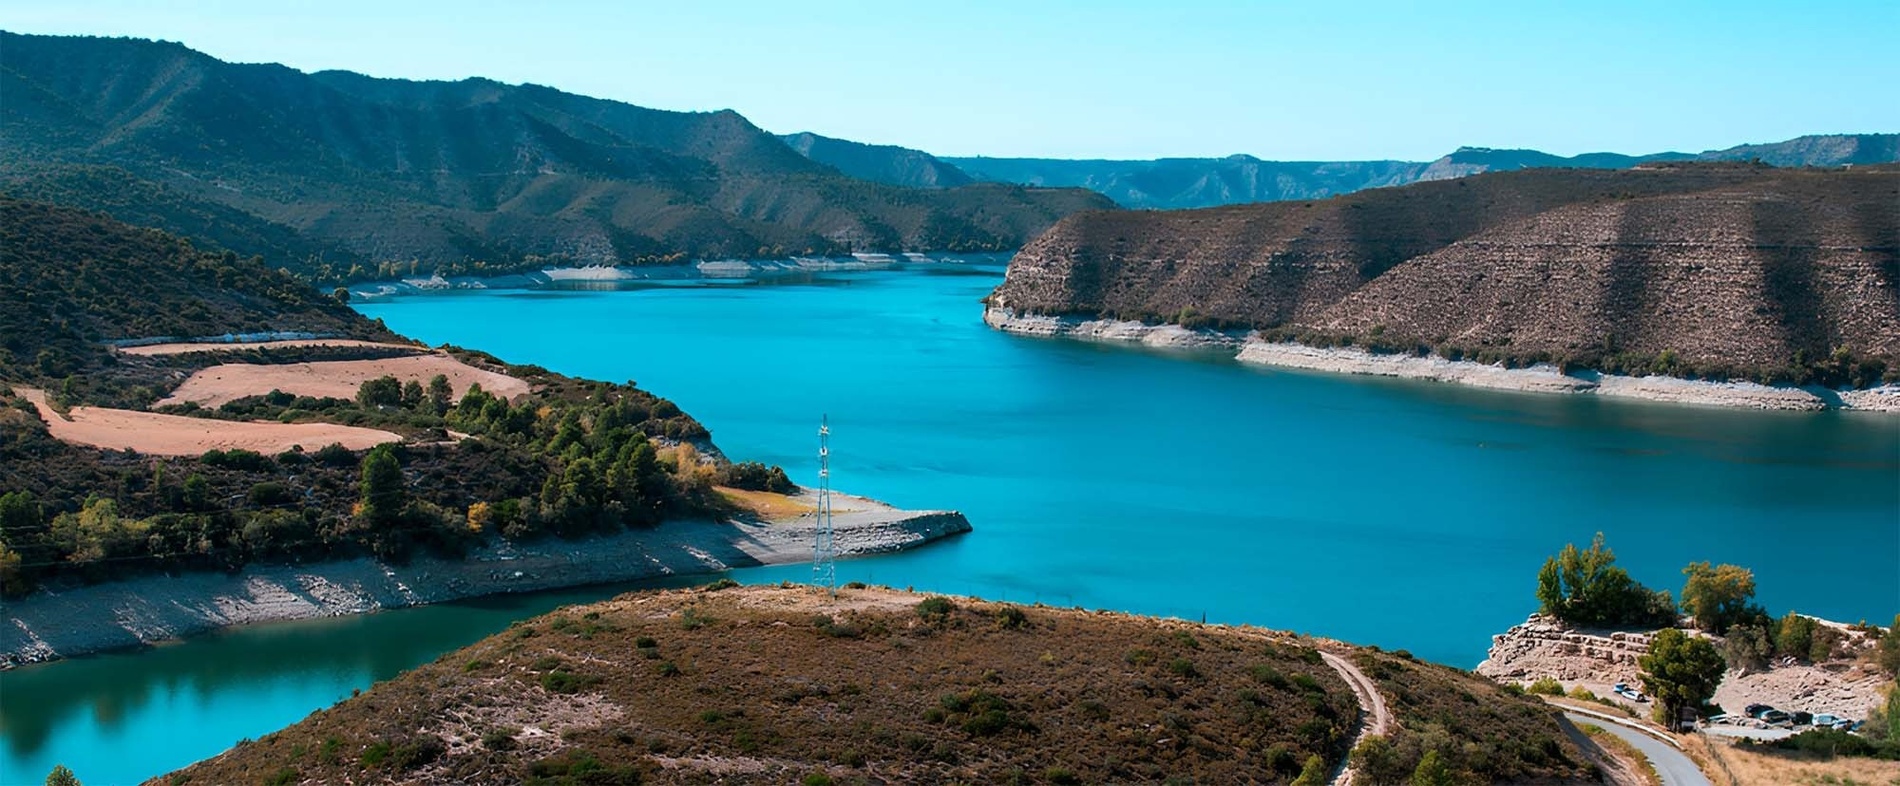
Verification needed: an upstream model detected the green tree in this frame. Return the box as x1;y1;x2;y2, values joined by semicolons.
45;764;81;786
1774;612;1819;661
1410;750;1456;786
1877;615;1900;677
356;375;403;408
1639;628;1725;727
1351;735;1408;784
1291;754;1328;786
1680;562;1758;633
1720;623;1773;673
1535;533;1675;628
425;374;453;415
0;543;26;597
400;379;425;410
358;445;406;527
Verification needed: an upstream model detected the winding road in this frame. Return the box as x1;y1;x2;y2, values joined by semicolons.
1562;711;1712;786
1318;650;1391;786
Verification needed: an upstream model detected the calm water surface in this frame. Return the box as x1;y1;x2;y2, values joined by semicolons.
4;262;1895;783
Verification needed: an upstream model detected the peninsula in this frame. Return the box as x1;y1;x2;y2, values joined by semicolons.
0;198;968;665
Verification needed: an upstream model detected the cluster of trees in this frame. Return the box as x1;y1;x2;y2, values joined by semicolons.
1531;535;1900;728
1;365;798;596
1533;534;1679;629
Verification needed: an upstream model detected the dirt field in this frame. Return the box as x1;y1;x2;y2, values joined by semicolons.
118;339;419;356
157;353;531;407
19;388;400;456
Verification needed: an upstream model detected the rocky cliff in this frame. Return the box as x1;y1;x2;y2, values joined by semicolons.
989;163;1900;386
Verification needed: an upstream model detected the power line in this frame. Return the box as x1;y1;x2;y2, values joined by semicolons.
813;414;835;595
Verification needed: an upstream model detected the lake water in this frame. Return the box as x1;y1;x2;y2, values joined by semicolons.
4;261;1896;783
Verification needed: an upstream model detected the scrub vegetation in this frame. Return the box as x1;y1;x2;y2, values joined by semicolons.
161;585;1595;785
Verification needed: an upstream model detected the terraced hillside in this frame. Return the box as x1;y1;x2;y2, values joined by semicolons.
989;163;1900;385
0;33;1113;282
160;584;1597;785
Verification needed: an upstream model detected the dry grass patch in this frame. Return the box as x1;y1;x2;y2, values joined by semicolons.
715;487;816;519
1693;733;1900;786
1579;723;1662;785
18;387;399;455
157;353;530;407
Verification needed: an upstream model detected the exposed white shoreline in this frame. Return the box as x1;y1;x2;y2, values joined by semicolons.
984;307;1900;412
348;252;1012;299
1;492;969;667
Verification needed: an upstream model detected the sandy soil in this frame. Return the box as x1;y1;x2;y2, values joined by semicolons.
157;353;532;407
18;387;400;456
118;339;420;356
1;491;970;666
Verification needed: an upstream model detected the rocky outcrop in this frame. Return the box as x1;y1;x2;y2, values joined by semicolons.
1476;615;1655;686
989;164;1900;390
1478;614;1894;717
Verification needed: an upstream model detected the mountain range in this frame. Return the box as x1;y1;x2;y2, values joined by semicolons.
782;130;1900;209
0;33;1111;283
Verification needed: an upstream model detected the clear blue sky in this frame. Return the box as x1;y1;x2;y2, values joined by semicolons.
6;0;1896;160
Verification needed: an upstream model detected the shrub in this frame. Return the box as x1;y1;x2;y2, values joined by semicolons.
994;606;1029;630
1169;658;1199;678
1526;677;1564;696
915;596;957;620
540;670;600;694
480;728;518;751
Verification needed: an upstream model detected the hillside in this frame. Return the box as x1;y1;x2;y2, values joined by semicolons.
778;131;976;189
987;163;1900;386
942;134;1897;209
0;197;391;388
159;584;1597;785
0;33;1112;282
0;200;850;609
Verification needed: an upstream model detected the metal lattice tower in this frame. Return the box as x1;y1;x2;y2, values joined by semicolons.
812;415;836;593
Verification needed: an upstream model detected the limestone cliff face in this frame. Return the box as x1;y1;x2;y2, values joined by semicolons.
989;164;1900;380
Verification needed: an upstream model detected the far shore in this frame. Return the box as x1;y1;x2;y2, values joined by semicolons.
346;252;1012;299
1;491;970;667
985;307;1900;413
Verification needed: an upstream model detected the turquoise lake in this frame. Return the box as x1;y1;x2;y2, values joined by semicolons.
3;261;1896;783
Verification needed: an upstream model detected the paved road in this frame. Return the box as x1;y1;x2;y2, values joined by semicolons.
1564;712;1712;786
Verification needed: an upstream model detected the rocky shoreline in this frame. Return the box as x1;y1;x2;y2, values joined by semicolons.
984;307;1900;412
1;493;969;667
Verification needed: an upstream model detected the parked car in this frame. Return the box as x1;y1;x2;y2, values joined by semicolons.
1761;710;1792;725
1745;703;1774;718
1704;713;1732;726
1612;683;1649;702
1792;711;1814;726
1813;713;1842;727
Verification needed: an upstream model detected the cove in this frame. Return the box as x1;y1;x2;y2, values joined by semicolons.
3;262;1894;783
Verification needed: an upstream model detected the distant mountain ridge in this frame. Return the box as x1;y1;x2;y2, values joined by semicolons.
779;131;974;188
0;33;1112;282
776;129;1898;209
